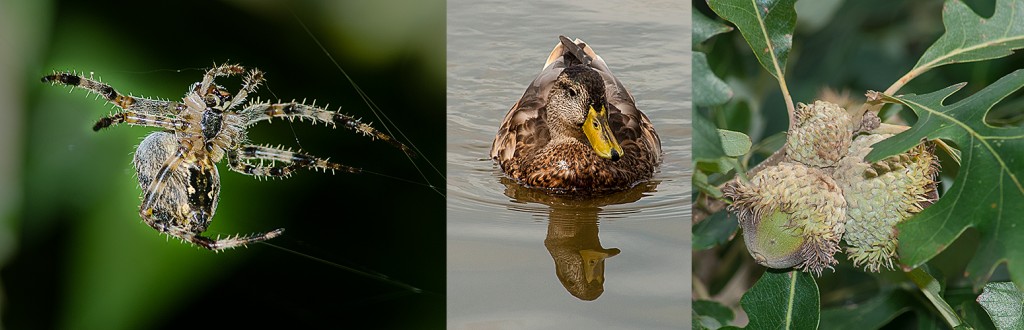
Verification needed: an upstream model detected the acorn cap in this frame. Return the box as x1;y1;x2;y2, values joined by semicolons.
786;100;854;168
833;134;940;272
724;162;847;276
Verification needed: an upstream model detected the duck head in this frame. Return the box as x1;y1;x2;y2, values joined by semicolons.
547;65;624;161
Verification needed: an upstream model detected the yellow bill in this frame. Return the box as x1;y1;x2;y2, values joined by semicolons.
580;248;620;283
582;105;623;161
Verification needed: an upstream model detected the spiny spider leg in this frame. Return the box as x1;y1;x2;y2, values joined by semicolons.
243;101;414;157
224;69;265;110
198;63;245;95
155;219;283;251
188;228;285;251
227;144;360;178
41;72;185;115
92;111;187;132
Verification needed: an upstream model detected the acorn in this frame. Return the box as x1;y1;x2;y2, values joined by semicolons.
786;100;855;167
832;134;939;272
724;162;847;276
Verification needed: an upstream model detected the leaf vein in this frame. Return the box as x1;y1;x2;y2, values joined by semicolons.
901;97;1024;195
748;0;785;81
786;271;796;329
918;35;1024;71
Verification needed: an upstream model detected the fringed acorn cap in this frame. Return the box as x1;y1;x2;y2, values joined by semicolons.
833;134;940;272
786;101;855;168
724;162;847;276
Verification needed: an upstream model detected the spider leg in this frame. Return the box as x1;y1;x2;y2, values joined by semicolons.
41;72;185;115
242;101;414;157
152;222;283;251
226;144;360;177
92;111;187;132
224;69;265;110
198;63;246;94
185;228;285;251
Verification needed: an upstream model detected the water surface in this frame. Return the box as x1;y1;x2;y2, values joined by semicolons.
447;0;692;327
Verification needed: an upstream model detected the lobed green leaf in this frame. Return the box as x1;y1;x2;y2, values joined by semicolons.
913;0;1024;74
866;69;1024;290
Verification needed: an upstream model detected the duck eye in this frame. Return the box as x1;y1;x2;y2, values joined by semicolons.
567;88;577;97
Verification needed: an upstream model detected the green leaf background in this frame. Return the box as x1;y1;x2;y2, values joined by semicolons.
695;0;1024;328
694;9;734;107
694;299;737;329
820;289;917;330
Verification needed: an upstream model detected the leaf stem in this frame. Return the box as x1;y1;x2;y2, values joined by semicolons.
747;0;797;127
869;123;910;135
859;65;928;116
779;77;797;131
785;271;797;329
885;67;926;98
906;268;963;329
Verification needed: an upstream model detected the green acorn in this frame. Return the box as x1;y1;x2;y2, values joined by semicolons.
786;101;855;167
724;162;847;276
832;134;939;272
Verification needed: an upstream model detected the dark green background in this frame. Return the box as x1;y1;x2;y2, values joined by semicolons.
3;0;445;328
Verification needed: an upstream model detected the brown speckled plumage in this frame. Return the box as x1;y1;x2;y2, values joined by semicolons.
490;37;662;194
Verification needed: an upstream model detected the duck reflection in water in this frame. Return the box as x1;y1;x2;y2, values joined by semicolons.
501;178;657;300
545;215;619;301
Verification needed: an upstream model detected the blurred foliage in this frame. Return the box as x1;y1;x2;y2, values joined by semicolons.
694;299;736;329
694;0;1024;328
2;0;445;329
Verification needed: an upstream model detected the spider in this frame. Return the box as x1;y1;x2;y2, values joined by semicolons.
41;63;411;251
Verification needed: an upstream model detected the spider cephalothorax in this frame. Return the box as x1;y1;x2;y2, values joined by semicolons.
42;63;410;251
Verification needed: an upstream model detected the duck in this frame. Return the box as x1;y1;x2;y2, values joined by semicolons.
490;36;662;194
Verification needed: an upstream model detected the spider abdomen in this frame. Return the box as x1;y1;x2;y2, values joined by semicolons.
135;131;220;233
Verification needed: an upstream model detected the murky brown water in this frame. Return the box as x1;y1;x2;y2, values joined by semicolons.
447;0;692;327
